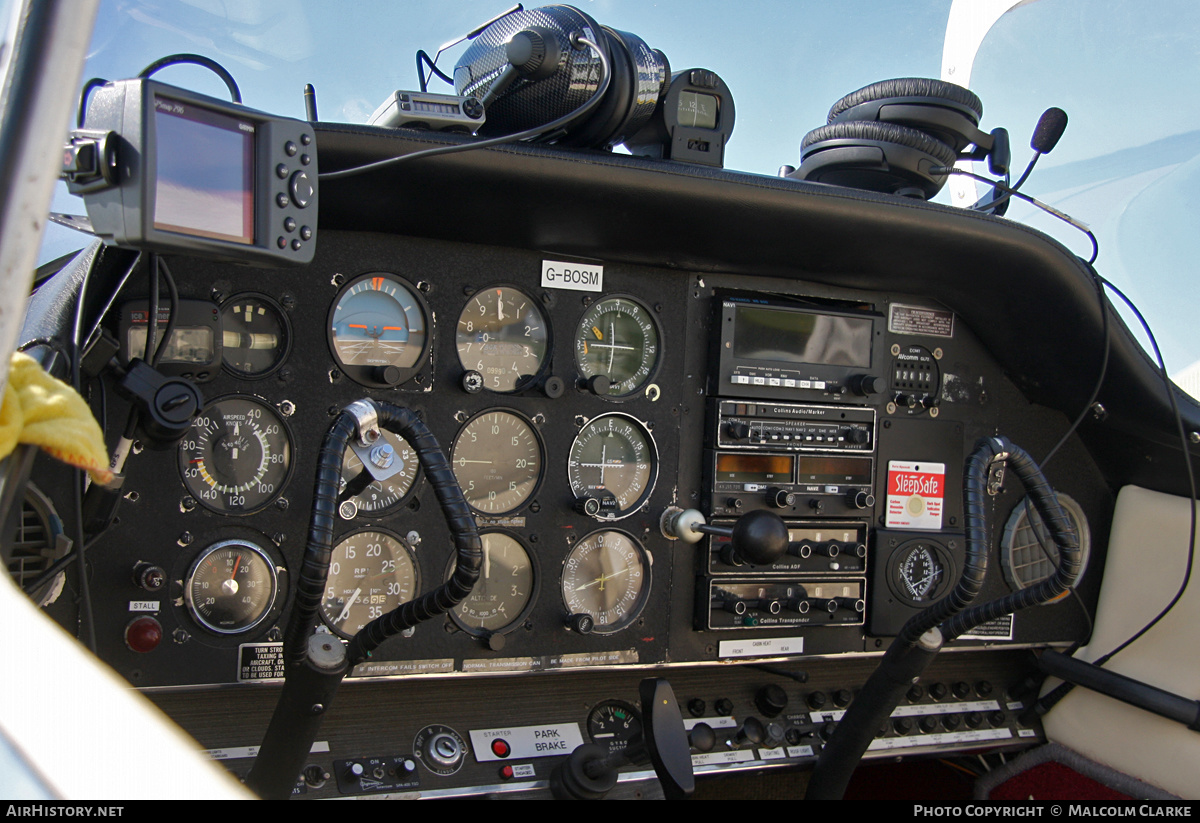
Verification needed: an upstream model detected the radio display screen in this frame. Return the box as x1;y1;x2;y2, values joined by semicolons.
732;306;871;368
796;455;872;485
715;453;795;483
153;95;255;245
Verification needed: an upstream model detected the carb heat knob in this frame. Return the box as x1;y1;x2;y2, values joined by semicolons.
755;684;789;718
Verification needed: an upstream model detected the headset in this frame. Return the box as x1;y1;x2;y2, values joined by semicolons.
793;78;1011;200
453;4;670;150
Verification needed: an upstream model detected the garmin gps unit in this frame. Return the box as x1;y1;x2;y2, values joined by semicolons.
64;78;317;266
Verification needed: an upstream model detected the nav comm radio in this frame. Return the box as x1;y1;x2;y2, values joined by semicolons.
63;78;317;266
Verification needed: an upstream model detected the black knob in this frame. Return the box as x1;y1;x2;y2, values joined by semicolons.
988;711;1007;728
542;375;565;399
808;498;825;512
892;717;914;735
373;365;403;386
461;370;484;393
714;698;734;716
846;489;875;509
806;691;827;711
726;421;751;441
574;496;602;517
919;716;939;734
942;713;961;730
952;681;972;699
975;680;994;697
133;562;166;592
788;541;814;559
929;682;949;701
822;598;839;614
819;722;838;741
734;716;765;746
849;374;883;396
586;374;612;396
687;698;706;718
568;613;594;634
817;542;840;558
907;684;925;702
728;510;789;565
689;723;716;753
846;427;869;445
965;711;984;729
721;599;748;616
832;689;853;708
755;684;789;718
766;487;795;508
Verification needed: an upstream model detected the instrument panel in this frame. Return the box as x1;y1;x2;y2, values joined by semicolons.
26;228;1114;796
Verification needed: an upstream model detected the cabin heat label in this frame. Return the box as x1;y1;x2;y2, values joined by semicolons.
885;461;945;530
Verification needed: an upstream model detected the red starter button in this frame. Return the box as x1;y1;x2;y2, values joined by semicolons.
499;765;514;781
491;738;511;758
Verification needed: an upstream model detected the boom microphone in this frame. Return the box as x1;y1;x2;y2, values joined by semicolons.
1031;107;1068;155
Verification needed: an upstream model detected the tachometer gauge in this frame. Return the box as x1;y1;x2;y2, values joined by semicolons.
320;530;419;639
220;293;290;378
887;539;955;606
185;540;278;635
328;272;429;387
561;529;650;634
337;429;419;520
456;286;549;392
451;409;544;515
178;395;292;515
567;413;658;520
448;531;536;635
573;296;661;397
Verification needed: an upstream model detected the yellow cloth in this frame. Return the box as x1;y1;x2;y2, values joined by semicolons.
0;352;113;484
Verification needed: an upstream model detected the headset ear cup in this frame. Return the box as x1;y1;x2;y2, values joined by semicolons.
796;120;957;199
828;77;984;153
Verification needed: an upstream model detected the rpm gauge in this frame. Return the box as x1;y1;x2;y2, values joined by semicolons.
456;286;550;393
328;272;429;387
573;296;661;398
178;395;292;515
320;530;419;639
447;531;536;636
561;529;650;634
451;409;543;515
567;413;658;520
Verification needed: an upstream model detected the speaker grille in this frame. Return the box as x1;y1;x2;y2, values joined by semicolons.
1000;492;1089;593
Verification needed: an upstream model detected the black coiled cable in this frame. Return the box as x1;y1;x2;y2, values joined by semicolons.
284;400;482;669
807;435;1081;800
345;401;481;665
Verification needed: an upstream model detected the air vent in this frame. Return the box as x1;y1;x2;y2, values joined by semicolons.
1000;492;1090;595
5;484;68;606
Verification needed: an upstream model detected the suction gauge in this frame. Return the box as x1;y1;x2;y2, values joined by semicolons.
328;272;429;387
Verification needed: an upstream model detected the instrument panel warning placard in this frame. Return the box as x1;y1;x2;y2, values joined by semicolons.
239;642;286;681
885;461;945;531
